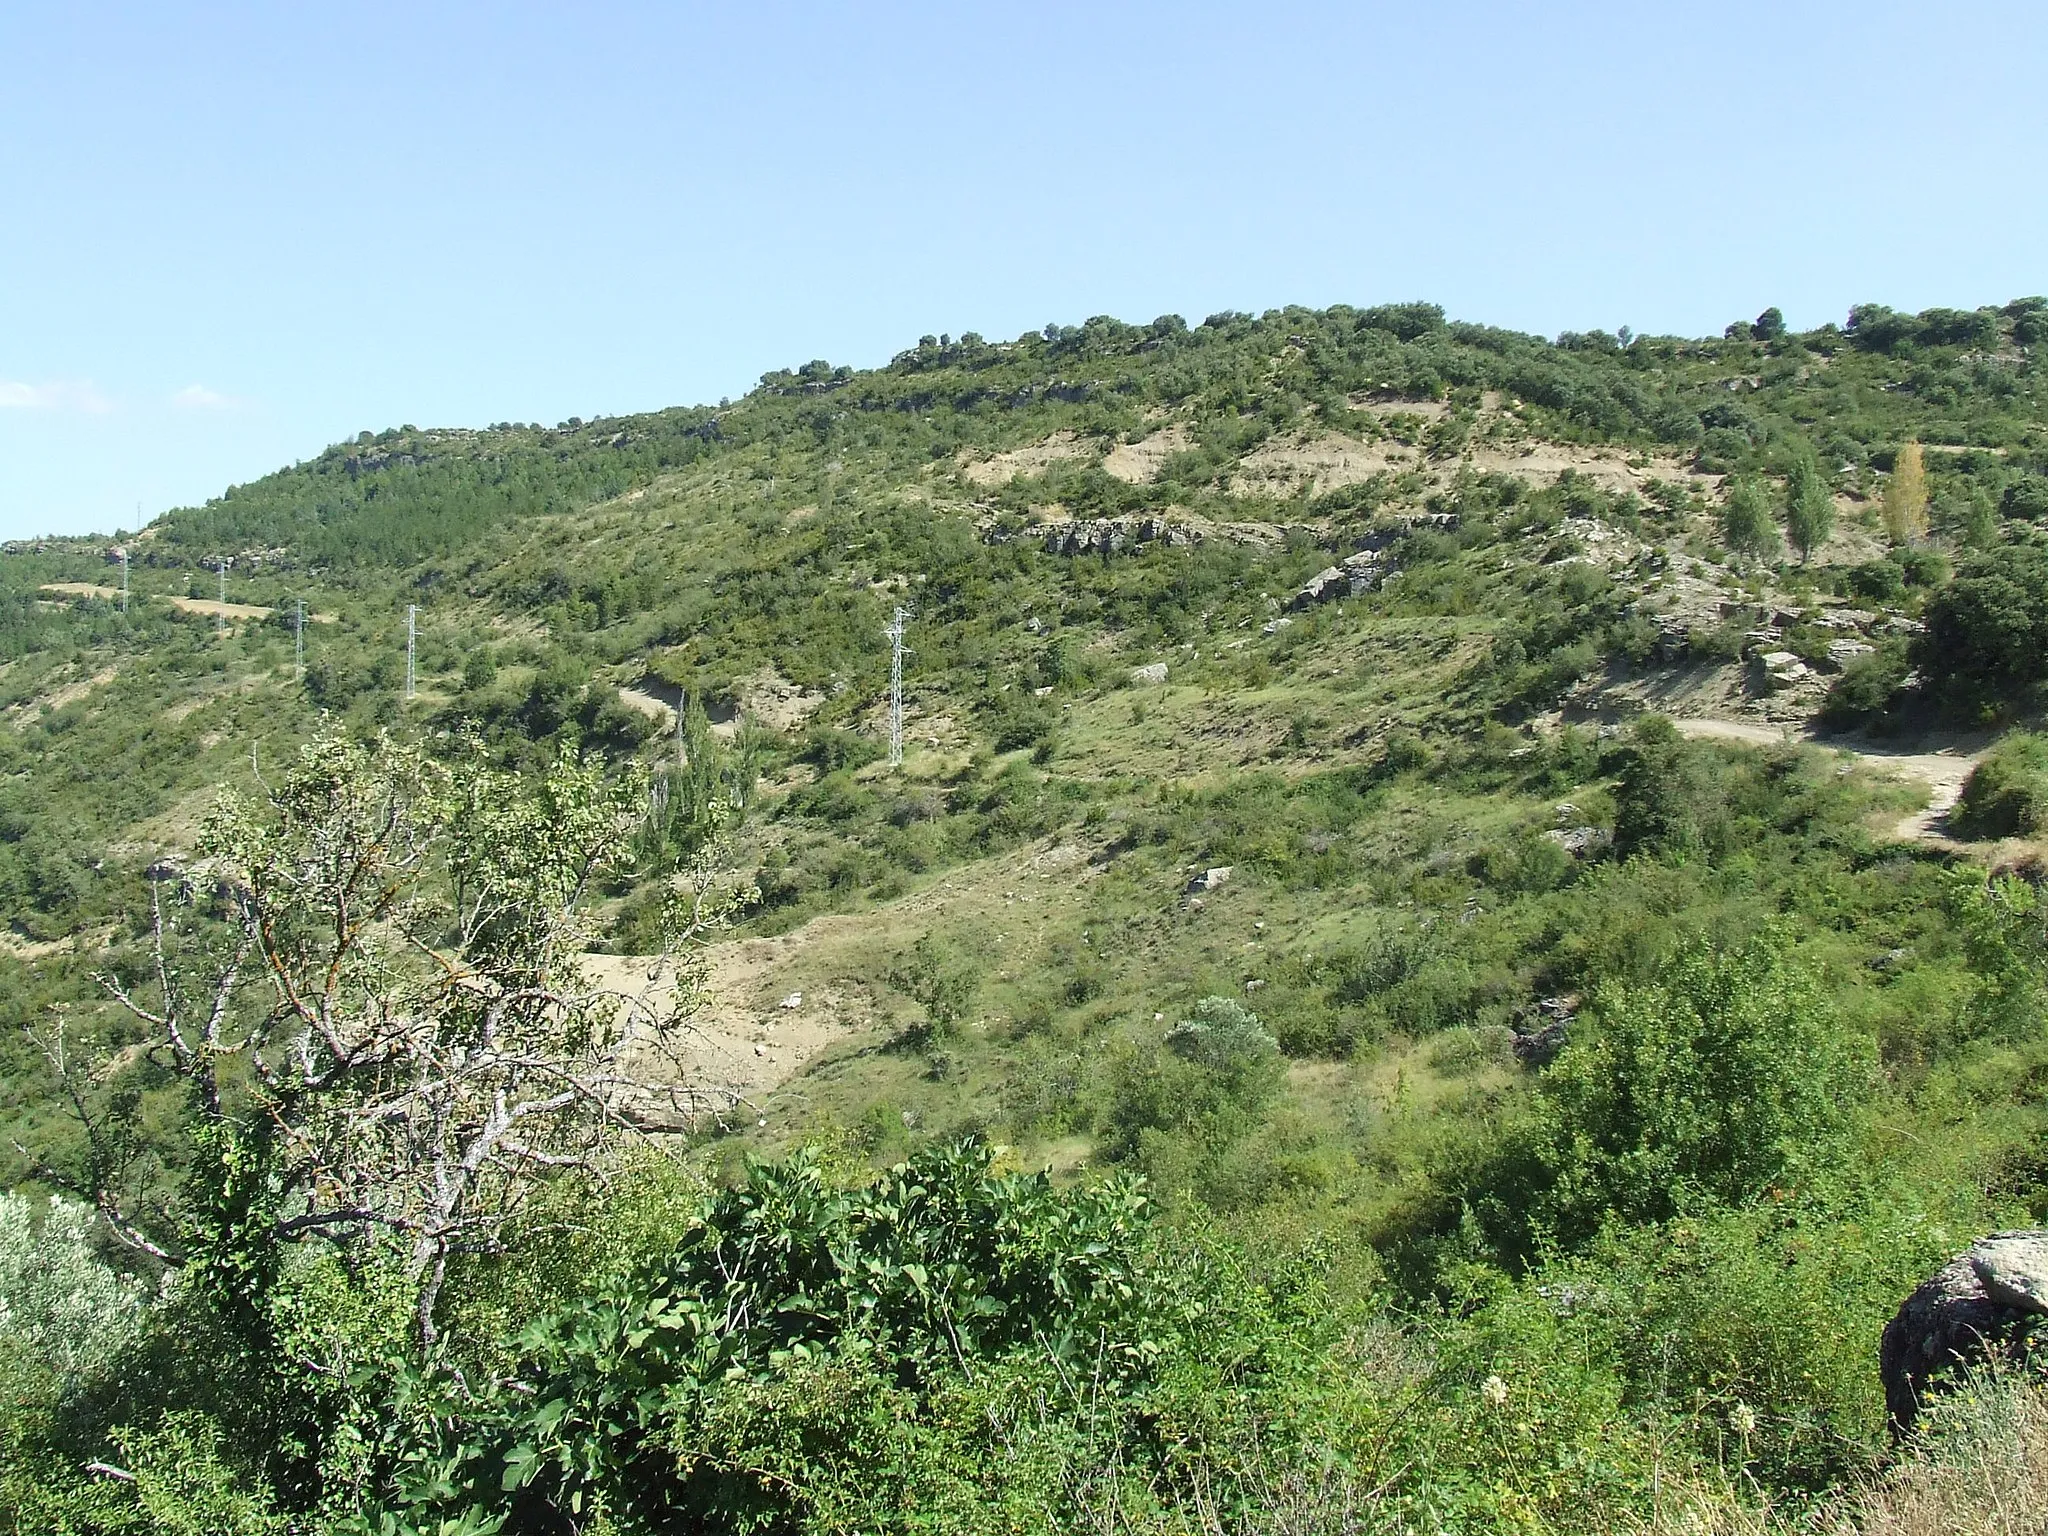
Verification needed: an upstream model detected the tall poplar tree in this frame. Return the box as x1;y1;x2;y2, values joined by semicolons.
1883;441;1929;545
1785;456;1836;563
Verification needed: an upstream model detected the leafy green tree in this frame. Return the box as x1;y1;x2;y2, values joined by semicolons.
1784;455;1835;562
1883;440;1929;545
888;932;982;1045
1916;545;2048;711
1753;307;1787;340
1610;715;1702;857
1963;486;2000;549
1526;937;1868;1245
460;646;497;692
1720;478;1782;562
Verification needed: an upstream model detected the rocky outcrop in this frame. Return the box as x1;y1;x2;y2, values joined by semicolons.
1881;1231;2048;1435
1512;995;1578;1065
981;517;1201;557
1285;515;1459;609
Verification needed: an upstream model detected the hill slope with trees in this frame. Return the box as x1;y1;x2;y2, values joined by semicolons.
5;295;2048;1531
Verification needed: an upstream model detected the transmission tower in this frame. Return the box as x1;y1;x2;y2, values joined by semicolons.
215;559;227;635
405;604;417;699
884;605;911;767
294;598;305;680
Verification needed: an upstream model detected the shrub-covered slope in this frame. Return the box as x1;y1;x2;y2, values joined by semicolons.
4;295;2048;1532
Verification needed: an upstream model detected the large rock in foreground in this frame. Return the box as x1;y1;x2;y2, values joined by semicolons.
1881;1231;2048;1434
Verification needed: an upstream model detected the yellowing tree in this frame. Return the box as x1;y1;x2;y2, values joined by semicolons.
1883;440;1928;545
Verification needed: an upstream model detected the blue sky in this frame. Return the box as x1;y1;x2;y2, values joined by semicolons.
2;1;2042;540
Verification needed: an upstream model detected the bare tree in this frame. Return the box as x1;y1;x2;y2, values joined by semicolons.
31;730;752;1344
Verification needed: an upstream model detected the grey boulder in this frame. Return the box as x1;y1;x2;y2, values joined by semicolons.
1880;1230;2048;1435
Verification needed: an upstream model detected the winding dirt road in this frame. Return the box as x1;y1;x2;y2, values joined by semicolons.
1673;718;1988;843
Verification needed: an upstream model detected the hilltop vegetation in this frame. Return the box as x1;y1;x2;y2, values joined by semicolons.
5;295;2048;1531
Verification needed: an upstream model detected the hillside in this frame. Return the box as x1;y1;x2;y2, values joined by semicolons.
7;295;2048;1532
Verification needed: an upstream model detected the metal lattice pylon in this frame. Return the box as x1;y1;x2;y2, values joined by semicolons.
885;606;911;766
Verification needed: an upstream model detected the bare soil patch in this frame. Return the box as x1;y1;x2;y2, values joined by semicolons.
1102;425;1192;484
591;837;1106;1110
11;666;118;722
958;431;1095;487
1346;394;1450;421
1230;432;1416;497
39;582;124;601
1460;442;1700;496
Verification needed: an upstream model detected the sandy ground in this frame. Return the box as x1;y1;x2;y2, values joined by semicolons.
40;582;125;601
1347;395;1450;420
958;431;1094;487
585;839;1102;1113
1674;717;1987;842
584;940;881;1119
1102;425;1191;484
42;583;276;623
1230;432;1417;496
1226;429;1707;502
1460;443;1703;496
9;664;121;724
618;666;824;738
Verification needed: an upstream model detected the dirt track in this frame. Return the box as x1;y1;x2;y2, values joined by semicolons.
1673;718;1988;843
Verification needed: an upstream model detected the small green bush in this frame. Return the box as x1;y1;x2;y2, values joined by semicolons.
1820;640;1913;728
1953;732;2048;839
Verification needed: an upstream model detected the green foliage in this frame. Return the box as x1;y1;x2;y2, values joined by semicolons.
1917;545;2048;715
364;1141;1181;1533
1720;477;1782;562
7;292;2048;1531
1953;731;2048;839
1609;715;1702;857
1820;638;1914;727
1785;453;1836;561
889;932;983;1045
1162;994;1280;1070
1491;936;1869;1250
0;1192;148;1381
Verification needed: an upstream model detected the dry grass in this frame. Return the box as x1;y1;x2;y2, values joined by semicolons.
1059;1378;2048;1536
1620;1376;2048;1536
1838;1375;2048;1536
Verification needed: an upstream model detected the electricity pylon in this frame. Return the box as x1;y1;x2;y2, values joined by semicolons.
885;606;911;767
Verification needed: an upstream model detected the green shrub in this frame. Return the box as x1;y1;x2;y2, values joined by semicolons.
0;1192;149;1382
1953;732;2048;839
1917;546;2048;713
1162;994;1279;1070
1820;639;1913;728
358;1142;1195;1533
1486;935;1871;1250
1609;715;1706;857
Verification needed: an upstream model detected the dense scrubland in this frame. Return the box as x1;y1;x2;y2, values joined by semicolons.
5;297;2048;1532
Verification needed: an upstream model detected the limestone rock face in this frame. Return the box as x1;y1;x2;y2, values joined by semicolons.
1972;1232;2048;1315
1881;1231;2048;1435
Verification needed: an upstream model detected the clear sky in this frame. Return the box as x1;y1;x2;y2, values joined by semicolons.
2;1;2042;540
